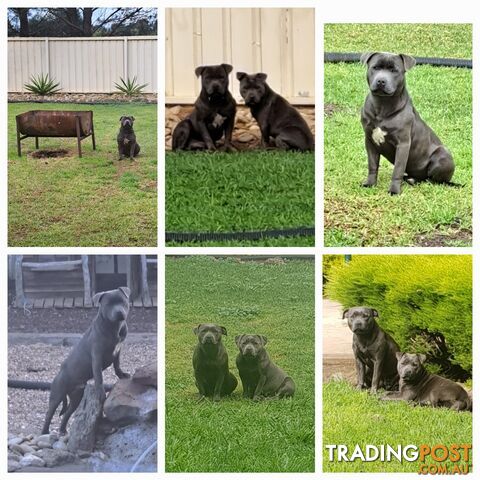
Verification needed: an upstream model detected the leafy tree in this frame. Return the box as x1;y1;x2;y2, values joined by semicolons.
7;7;157;37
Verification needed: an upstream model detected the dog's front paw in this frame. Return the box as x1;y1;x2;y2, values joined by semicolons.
220;143;237;153
388;183;401;195
362;177;377;188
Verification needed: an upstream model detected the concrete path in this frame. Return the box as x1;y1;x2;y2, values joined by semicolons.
323;298;355;383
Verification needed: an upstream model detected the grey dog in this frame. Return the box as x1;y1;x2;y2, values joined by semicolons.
382;352;472;411
360;52;455;194
192;323;238;400
237;72;314;151
172;64;237;152
117;115;140;159
344;307;400;392
41;287;131;434
235;334;295;399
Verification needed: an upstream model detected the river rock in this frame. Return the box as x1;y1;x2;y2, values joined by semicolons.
10;443;35;455
19;453;45;468
104;378;157;425
35;448;76;468
8;460;21;472
133;362;157;388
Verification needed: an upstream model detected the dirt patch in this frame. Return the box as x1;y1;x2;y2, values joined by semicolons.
414;228;472;246
30;149;70;159
165;104;315;150
8;306;157;334
9;92;157;104
324;103;341;117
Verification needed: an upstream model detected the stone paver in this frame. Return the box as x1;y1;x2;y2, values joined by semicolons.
323;298;355;383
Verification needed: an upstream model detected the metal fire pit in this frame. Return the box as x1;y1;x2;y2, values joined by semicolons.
16;110;96;158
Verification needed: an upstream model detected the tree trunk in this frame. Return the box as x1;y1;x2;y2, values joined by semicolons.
82;8;93;37
18;8;29;37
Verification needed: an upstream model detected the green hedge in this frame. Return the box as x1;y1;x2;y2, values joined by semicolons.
325;255;472;376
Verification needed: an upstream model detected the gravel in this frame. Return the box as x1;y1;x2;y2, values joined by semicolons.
8;342;157;435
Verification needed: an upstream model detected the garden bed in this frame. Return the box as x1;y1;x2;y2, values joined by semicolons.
9;92;157;104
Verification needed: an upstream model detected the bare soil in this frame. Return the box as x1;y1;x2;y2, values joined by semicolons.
8;306;157;334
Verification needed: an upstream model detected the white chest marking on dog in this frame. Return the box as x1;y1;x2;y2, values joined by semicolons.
212;114;226;128
372;127;387;146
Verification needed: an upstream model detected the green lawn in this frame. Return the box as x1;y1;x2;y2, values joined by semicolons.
165;151;314;246
165;256;314;472
323;381;472;473
324;24;472;246
8;102;157;246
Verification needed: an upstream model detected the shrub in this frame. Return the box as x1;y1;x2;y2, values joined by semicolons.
322;254;349;287
114;76;148;95
325;255;472;378
24;73;61;95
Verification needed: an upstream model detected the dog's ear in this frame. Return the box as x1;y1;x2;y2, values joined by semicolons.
360;52;377;66
119;115;125;122
396;351;404;361
418;353;427;364
92;291;105;306
236;72;247;81
195;66;205;78
400;54;416;71
260;335;267;345
119;286;131;299
235;334;243;347
255;73;267;82
131;116;135;121
342;308;350;319
220;326;227;336
370;309;379;317
193;324;201;335
221;63;233;75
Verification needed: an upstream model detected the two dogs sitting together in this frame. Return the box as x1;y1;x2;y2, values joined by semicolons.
193;323;295;400
343;307;471;411
172;63;314;152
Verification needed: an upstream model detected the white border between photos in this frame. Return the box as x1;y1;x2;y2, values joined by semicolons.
0;0;477;479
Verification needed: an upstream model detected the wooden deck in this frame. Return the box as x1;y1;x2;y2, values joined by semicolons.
27;296;157;308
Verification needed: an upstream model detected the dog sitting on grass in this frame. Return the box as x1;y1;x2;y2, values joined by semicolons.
117;115;140;160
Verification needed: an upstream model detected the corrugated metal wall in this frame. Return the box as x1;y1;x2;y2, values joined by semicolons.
8;36;157;93
165;8;314;105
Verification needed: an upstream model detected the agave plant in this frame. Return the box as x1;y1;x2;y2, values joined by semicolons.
24;73;61;95
114;76;148;96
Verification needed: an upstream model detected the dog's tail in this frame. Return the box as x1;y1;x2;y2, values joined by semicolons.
443;181;465;188
58;397;68;416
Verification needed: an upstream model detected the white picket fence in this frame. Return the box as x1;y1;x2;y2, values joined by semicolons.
8;36;157;93
165;8;315;104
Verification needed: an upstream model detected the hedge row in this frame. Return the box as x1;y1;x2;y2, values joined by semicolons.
325;255;472;376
